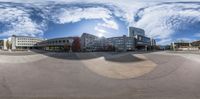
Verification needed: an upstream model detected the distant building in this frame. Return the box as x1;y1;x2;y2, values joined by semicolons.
129;27;145;37
192;40;200;49
3;35;43;50
171;40;199;51
81;33;98;51
150;38;156;50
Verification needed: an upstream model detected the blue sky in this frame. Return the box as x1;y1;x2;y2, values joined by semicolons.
0;0;200;45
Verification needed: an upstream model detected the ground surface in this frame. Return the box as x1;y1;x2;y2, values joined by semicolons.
0;50;200;99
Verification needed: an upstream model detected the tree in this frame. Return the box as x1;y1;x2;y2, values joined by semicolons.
107;45;115;51
72;37;81;52
64;44;70;52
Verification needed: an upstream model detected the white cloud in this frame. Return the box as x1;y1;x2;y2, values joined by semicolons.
94;26;109;37
0;6;46;37
175;38;196;43
133;3;200;44
97;19;119;30
0;1;200;45
51;7;112;24
157;38;172;45
94;27;108;34
1;0;200;3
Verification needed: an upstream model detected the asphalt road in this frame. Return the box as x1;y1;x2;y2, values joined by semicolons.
0;51;200;99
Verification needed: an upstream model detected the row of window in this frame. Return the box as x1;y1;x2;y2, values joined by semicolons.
17;43;34;46
47;40;70;44
17;38;40;41
18;41;38;43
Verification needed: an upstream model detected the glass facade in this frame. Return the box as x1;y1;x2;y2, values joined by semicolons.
129;27;145;37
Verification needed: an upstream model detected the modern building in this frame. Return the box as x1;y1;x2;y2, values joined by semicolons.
129;27;145;37
81;33;98;51
106;35;135;51
3;35;43;50
135;35;151;50
86;37;106;51
86;35;136;52
36;37;81;52
1;27;156;52
80;27;156;52
37;37;74;51
129;27;155;50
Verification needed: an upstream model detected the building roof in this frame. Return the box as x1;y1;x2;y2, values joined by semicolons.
12;35;43;39
81;33;98;38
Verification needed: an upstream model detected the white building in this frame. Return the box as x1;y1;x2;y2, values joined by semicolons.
3;35;43;50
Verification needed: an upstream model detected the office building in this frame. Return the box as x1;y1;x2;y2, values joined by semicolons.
129;27;156;50
80;27;156;52
106;35;135;51
86;37;106;51
1;27;155;52
3;35;43;50
36;37;76;51
83;35;136;52
81;33;98;51
135;35;151;50
129;27;145;37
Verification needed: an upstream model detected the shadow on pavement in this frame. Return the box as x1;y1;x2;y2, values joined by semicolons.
47;52;105;60
104;54;145;63
29;49;151;63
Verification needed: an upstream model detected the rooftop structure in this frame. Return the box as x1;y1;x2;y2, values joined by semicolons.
129;27;145;37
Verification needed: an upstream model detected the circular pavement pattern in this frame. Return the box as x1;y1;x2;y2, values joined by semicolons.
81;54;157;79
0;52;157;79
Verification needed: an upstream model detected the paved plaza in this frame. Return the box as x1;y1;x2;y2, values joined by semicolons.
0;51;200;99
